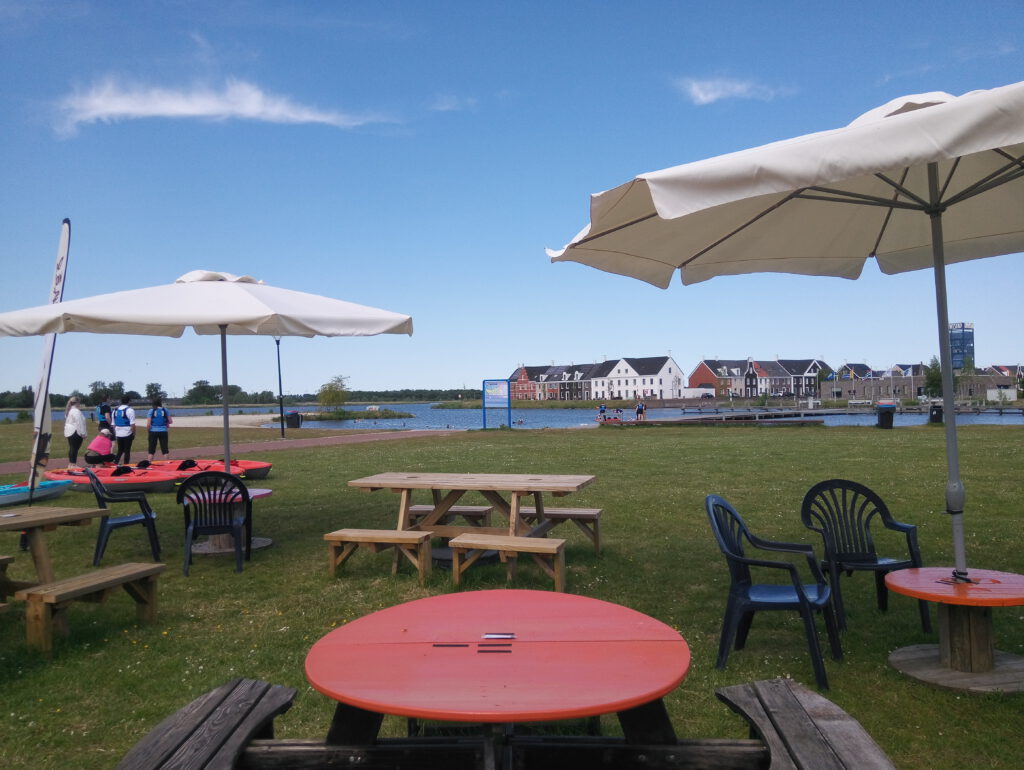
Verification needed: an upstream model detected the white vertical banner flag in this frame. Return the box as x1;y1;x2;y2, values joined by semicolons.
28;219;71;496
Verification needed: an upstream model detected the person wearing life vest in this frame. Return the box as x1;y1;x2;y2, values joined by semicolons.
146;397;173;461
112;396;136;465
95;398;112;431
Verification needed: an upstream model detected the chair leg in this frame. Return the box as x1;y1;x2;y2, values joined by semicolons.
875;571;889;611
144;518;161;562
92;520;113;567
734;610;755;650
716;597;743;669
823;603;843;660
828;564;848;631
918;599;932;634
183;530;193;577
233;528;244;573
799;605;829;690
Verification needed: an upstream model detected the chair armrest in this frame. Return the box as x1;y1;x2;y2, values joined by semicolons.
743;537;829;590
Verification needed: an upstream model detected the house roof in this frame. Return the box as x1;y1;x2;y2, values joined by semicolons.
622;356;671;375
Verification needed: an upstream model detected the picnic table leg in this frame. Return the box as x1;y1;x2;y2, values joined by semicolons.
616;698;677;745
26;528;56;584
394;488;414;574
325;701;384;745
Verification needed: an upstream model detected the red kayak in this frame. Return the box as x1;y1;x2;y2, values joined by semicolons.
45;466;180;493
143;459;272;480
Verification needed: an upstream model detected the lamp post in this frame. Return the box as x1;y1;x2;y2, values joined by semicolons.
273;336;285;438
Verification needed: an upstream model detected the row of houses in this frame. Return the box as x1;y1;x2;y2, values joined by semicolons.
509;358;1024;401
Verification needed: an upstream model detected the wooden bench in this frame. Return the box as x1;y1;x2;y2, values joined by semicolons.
14;562;165;655
325;529;432;585
408;504;494;526
116;678;297;769
716;677;895;769
448;533;566;592
520;507;603;554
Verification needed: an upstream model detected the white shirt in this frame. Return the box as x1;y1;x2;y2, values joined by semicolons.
63;406;87;438
112;405;136;438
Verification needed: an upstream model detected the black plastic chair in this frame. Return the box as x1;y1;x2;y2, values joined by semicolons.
84;468;161;566
177;471;252;576
801;479;931;633
706;494;842;690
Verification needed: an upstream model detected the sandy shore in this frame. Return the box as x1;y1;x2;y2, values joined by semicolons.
170;414;275;428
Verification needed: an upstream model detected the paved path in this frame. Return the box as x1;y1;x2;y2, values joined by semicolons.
0;429;462;477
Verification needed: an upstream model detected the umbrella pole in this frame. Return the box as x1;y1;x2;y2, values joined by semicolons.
928;163;968;581
220;325;231;472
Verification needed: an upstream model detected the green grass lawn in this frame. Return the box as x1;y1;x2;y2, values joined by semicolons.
1;423;1022;768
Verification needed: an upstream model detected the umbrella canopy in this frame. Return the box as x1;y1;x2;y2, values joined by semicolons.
0;270;413;466
551;81;1024;579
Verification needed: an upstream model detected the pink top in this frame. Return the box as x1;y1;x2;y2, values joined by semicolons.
886;568;1024;607
305;589;689;723
86;433;113;454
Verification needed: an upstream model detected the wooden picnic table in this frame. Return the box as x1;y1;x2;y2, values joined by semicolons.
0;505;105;584
346;472;595;538
886;567;1024;693
305;589;689;746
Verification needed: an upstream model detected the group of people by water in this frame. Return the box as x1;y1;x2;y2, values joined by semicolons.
61;396;173;468
595;401;647;422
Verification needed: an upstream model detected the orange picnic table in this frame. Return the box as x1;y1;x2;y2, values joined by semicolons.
886;567;1024;693
305;589;690;744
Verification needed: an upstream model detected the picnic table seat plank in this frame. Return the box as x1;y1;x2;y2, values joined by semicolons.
408;504;494;525
520;507;603;553
449;533;566;591
116;677;297;770
14;562;165;655
716;678;894;770
324;528;432;585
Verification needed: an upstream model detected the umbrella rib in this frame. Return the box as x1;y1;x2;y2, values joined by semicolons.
575;212;659;247
679;190;803;266
942;153;1024;208
797;189;922;211
870;169;912;258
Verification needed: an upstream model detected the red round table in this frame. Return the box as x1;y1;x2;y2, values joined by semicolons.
305;589;690;744
885;567;1024;693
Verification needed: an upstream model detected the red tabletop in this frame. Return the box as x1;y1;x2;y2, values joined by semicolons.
886;568;1024;607
305;589;689;723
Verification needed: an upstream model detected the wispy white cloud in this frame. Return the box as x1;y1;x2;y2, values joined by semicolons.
673;77;788;106
429;93;478;112
55;77;390;135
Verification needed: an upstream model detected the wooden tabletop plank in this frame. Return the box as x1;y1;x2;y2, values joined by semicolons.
348;472;595;494
0;506;106;532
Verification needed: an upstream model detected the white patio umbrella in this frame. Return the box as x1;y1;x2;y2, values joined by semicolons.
0;270;413;468
550;81;1024;580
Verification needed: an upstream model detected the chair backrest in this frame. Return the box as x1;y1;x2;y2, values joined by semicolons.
705;495;754;586
84;467;151;511
177;471;251;529
84;467;112;509
800;479;891;562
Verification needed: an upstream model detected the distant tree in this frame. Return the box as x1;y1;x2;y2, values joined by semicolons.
318;375;349;409
88;381;108;403
183;380;220;405
145;382;167;401
107;380;126;400
924;356;959;398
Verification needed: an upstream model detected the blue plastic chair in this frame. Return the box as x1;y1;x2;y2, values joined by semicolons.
177;471;252;576
705;494;842;690
85;468;161;566
801;479;931;633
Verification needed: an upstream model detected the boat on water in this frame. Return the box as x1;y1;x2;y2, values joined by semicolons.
44;466;180;494
0;479;73;507
142;459;272;480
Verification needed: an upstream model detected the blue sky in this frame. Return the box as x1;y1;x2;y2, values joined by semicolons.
1;1;1021;398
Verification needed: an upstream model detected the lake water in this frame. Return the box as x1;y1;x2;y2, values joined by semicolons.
4;404;1022;430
